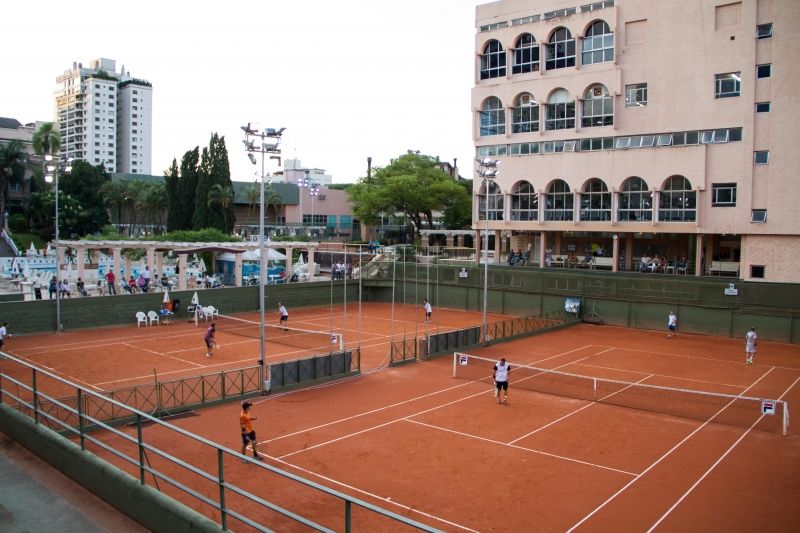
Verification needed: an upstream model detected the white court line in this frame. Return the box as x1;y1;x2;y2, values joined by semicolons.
257;345;596;446
507;374;654;445
406;419;635;476
266;454;478;532
566;366;777;532
4;351;104;391
590;344;800;371
121;343;204;368
645;374;800;532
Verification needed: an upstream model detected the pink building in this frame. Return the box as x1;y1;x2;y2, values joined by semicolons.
472;0;800;281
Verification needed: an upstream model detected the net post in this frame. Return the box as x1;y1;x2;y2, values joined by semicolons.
783;401;790;436
452;352;458;377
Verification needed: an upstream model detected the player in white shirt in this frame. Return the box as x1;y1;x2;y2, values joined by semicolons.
0;322;11;352
278;303;289;330
423;299;432;324
667;311;678;338
745;327;757;364
493;358;511;405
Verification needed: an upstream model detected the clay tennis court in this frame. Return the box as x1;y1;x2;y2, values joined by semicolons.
4;304;800;531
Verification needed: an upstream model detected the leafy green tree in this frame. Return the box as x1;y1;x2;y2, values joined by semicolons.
139;181;167;230
176;147;200;230
164;158;180;231
99;180;128;225
347;152;469;239
207;183;235;233
193;133;234;232
0;140;26;217
31;122;60;157
440;178;474;230
58;160;111;236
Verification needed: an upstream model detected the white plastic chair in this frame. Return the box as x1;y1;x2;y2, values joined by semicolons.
204;305;219;321
147;310;160;326
136;311;147;328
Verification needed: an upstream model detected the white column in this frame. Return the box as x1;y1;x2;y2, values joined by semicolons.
76;247;85;280
178;254;188;290
112;247;122;287
612;235;619;272
234;253;243;287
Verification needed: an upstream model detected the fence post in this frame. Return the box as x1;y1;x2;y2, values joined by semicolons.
218;449;228;530
221;371;226;399
137;414;145;484
77;389;85;450
32;369;39;425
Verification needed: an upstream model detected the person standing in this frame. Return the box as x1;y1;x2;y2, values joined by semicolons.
0;322;11;351
143;265;151;291
48;277;58;299
105;270;117;295
423;298;433;324
745;327;758;364
493;357;511;405
667;310;678;338
239;401;263;461
204;322;217;358
278;302;289;330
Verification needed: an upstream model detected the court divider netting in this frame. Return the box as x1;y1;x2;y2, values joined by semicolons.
453;352;790;435
203;312;345;353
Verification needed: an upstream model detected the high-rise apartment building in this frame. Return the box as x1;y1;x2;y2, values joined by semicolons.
55;58;152;174
473;0;800;282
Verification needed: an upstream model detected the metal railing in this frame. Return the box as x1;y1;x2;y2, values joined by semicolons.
0;352;441;532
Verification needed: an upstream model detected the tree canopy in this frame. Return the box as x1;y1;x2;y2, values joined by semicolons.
0;140;27;216
346;152;471;238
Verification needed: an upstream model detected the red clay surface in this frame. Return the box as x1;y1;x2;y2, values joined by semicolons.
3;303;800;532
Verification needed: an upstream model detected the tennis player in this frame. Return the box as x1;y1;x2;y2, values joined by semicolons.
423;299;433;324
204;322;216;358
745;327;757;364
667;311;678;338
278;302;288;330
493;357;511;405
240;401;263;461
0;322;11;351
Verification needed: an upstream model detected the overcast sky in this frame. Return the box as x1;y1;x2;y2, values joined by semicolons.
3;0;490;183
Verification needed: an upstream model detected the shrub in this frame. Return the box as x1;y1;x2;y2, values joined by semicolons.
8;213;27;233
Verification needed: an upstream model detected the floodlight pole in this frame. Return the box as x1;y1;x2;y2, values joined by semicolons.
477;157;499;345
243;124;284;394
45;155;71;333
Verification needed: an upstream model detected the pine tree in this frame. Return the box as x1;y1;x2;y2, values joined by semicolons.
164;158;180;231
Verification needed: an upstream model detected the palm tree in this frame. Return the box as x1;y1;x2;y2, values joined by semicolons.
31;123;61;158
99;180;127;225
246;180;259;218
264;184;283;224
207;183;235;233
0;140;27;220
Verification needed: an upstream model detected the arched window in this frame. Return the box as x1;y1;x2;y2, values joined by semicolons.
579;178;611;221
544;180;573;221
480;40;506;80
479;97;505;136
618;177;652;221
478;180;504;221
511;93;539;133
512;34;539;74
546;89;575;131
581;84;613;127
511;181;538;221
659;175;697;222
582;20;614;65
546;27;576;70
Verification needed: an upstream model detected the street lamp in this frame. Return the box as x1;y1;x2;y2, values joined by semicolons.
477;156;500;344
44;155;72;332
243;124;284;394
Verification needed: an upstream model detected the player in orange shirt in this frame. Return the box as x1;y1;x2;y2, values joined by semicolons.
240;401;263;461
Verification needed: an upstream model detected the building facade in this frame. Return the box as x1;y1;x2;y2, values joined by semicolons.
473;0;800;282
55;58;152;174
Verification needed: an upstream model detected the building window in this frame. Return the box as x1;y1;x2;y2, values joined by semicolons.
579;178;612;221
511;93;539;133
711;183;737;207
480;40;506;80
512;33;539;74
756;23;773;39
579;137;614;151
750;265;765;278
755;102;771;112
658;175;696;222
546;27;576;70
757;64;772;78
625;83;647;107
582;20;614;64
715;72;741;98
581;84;613;127
479;97;505;136
477;180;504;221
754;151;769;164
546;89;575;130
618;176;652;221
751;209;767;223
510;181;538;221
544;179;574;221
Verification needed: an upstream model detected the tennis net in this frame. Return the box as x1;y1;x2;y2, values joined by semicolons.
453;352;789;435
208;313;345;353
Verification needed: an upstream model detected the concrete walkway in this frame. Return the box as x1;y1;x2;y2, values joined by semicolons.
0;432;147;533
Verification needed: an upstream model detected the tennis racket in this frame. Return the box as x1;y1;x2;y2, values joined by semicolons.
214;341;222;349
492;380;498;397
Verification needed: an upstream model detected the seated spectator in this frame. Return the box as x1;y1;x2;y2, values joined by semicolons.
160;274;171;289
581;251;593;267
137;273;148;293
657;256;667;273
676;256;688;274
205;274;214;288
545;247;553;268
59;279;71;298
567;252;578;268
97;278;107;296
188;274;196;289
640;255;651;272
507;252;515;266
48;277;58;299
649;255;661;273
76;277;88;297
125;275;137;294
